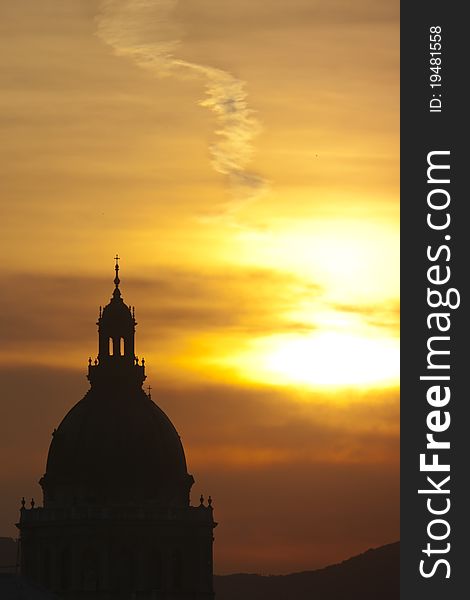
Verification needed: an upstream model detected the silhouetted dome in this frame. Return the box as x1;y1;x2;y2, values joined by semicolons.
42;387;193;507
101;287;134;323
40;260;194;508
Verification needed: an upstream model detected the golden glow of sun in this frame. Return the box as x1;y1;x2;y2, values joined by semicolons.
220;331;399;388
235;218;399;305
210;217;400;389
263;332;398;387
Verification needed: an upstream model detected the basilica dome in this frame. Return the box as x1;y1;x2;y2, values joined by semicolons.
40;260;194;508
42;387;193;507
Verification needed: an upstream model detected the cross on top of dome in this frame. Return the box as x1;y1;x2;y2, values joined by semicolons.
113;254;121;296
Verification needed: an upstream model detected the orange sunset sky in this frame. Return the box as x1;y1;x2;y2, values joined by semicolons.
0;0;399;574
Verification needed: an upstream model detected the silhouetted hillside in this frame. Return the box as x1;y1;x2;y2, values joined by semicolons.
0;536;399;599
214;542;399;600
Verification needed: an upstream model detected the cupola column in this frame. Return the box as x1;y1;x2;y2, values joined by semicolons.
95;257;137;368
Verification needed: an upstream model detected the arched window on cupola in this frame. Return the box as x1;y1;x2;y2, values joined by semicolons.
109;337;114;356
120;337;125;356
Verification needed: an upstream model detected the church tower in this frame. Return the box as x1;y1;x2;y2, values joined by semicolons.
17;259;216;599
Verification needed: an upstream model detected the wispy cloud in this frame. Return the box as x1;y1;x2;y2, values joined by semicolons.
96;0;267;218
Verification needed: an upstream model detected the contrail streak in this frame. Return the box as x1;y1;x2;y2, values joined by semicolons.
96;0;266;215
